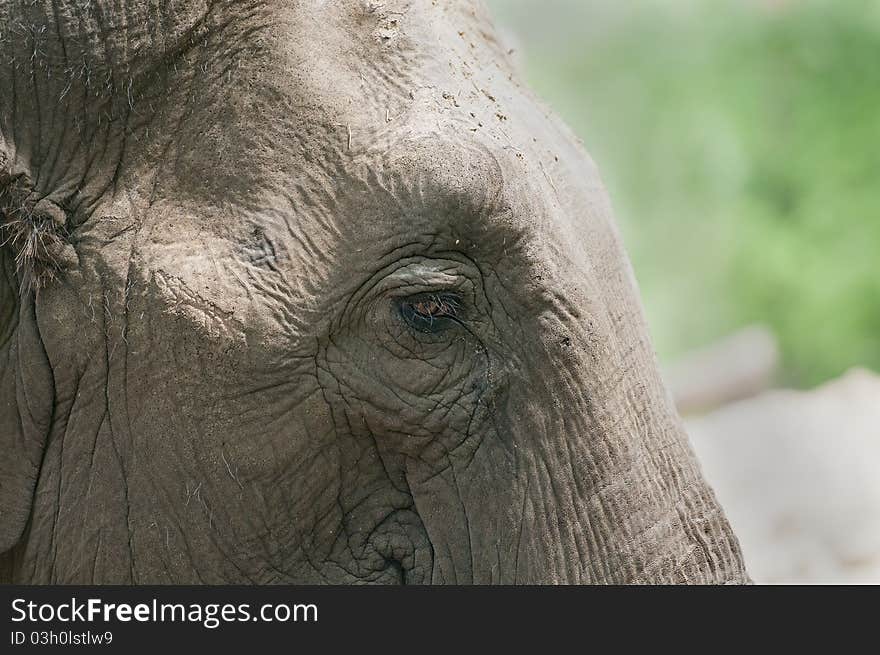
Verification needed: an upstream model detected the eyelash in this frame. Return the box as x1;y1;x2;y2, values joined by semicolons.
398;293;462;332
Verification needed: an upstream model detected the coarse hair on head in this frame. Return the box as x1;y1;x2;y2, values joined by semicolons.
0;172;70;295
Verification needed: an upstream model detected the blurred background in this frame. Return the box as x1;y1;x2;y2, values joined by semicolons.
486;0;880;583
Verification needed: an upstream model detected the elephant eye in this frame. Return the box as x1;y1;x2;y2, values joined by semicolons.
399;293;462;333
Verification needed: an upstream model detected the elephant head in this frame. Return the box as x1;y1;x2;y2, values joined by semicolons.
0;0;748;584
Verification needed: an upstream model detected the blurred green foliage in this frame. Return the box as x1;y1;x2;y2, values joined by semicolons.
487;0;880;385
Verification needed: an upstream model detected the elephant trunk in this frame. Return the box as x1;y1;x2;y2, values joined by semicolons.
405;382;748;584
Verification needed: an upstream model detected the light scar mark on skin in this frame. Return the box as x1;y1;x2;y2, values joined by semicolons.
221;447;244;490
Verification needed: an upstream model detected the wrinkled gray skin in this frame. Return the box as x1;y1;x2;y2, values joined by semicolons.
0;0;748;584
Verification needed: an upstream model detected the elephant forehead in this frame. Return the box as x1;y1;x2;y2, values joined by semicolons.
255;0;499;104
158;0;541;199
217;0;489;125
131;0;623;331
257;0;426;114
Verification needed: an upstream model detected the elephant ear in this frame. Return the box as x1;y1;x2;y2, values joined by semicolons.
0;159;54;555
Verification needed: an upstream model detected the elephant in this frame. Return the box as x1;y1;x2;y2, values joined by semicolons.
0;0;748;584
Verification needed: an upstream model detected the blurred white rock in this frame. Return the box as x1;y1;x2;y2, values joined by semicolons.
666;325;780;414
686;368;880;584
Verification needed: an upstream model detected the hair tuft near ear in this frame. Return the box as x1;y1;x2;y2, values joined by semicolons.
0;175;71;295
